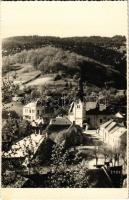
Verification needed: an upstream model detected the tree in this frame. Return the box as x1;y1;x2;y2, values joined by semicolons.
48;143;89;188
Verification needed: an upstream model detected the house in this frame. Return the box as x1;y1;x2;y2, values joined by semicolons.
86;108;113;129
23;100;43;122
50;121;83;148
46;116;71;139
98;115;127;149
85;101;98;111
3;133;45;159
109;126;126;149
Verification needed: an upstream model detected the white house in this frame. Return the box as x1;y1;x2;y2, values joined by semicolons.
68;100;85;127
99;117;127;149
109;126;126;149
23;101;43;122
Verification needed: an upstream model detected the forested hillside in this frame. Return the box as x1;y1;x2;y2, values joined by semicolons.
2;35;127;88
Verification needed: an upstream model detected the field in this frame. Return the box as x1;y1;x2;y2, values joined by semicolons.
3;102;23;117
4;63;41;84
26;76;53;86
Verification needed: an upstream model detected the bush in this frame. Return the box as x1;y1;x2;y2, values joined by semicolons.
54;74;62;81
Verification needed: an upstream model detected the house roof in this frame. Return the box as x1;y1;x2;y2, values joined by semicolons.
49;116;71;126
100;118;126;138
24;102;37;108
86;107;113;115
106;121;116;132
3;133;45;158
86;101;98;111
86;167;113;188
109;125;120;135
24;99;42;108
100;119;113;128
69;102;74;113
47;117;71;139
115;112;124;118
113;127;126;138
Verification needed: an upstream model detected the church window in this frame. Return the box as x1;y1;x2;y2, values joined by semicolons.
77;105;80;108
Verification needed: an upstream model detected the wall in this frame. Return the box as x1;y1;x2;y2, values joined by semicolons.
68;100;85;127
86;114;113;129
23;105;43;121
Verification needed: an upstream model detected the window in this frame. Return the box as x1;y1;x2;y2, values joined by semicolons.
30;109;31;113
32;110;35;113
100;119;102;123
77;105;80;108
37;110;39;115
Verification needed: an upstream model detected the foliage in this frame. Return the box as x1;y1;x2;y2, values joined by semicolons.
2;118;31;151
2;80;20;103
2;110;20;119
48;143;89;188
3;36;126;69
2;40;126;88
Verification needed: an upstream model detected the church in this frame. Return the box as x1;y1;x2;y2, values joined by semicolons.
68;78;86;128
68;78;113;129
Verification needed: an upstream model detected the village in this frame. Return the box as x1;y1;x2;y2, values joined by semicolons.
2;74;127;188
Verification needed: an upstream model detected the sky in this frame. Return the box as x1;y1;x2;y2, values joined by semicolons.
1;1;127;38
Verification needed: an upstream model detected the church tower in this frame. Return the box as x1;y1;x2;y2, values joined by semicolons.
68;77;85;127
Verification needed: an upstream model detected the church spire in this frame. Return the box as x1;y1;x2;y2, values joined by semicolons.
76;77;84;102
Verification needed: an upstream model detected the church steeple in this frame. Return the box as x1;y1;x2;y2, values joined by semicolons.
68;74;85;128
76;77;84;102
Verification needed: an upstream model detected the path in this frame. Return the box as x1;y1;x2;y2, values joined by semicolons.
82;130;104;146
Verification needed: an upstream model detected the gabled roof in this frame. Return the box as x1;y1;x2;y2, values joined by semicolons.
50;116;71;126
106;122;116;132
100;118;126;138
24;99;42;108
113;127;126;138
115;112;124;118
69;102;74;113
24;102;37;108
100;119;113;128
3;133;45;158
69;100;83;113
86;167;113;188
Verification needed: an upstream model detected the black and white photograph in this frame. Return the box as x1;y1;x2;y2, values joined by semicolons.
1;1;128;191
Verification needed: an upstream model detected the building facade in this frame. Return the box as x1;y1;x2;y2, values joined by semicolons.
68;100;85;127
23;101;43;122
99;118;127;149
